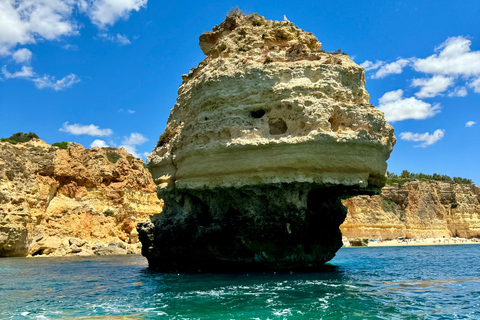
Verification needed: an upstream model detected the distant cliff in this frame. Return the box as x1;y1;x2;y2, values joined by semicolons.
341;181;480;240
0;139;162;257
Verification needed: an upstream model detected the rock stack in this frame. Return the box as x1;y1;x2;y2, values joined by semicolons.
139;12;395;271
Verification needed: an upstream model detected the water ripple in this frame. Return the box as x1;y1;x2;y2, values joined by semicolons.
1;246;480;319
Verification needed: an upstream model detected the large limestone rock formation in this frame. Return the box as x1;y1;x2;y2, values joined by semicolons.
139;12;395;271
0;139;162;257
341;181;480;240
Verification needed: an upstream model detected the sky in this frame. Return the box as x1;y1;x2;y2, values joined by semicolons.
0;0;479;184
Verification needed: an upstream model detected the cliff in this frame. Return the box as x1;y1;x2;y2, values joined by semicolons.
341;181;480;240
0;139;162;257
139;12;395;271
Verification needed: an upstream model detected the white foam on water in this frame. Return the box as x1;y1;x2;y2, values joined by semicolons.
272;308;292;316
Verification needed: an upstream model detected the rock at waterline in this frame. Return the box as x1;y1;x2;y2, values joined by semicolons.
139;12;395;271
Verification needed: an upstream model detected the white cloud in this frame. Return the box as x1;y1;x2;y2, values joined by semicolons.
12;48;32;63
448;87;468;97
118;108;136;114
62;44;78;50
33;74;80;90
378;89;441;122
400;129;445;148
0;0;79;55
360;60;384;71
60;122;113;136
80;0;148;28
363;37;480;99
120;132;148;157
469;77;480;93
0;0;146;55
90;139;109;147
2;64;79;90
122;132;147;146
372;58;411;79
115;34;131;45
2;65;35;78
411;75;454;98
466;121;476;128
413;36;480;77
98;33;131;45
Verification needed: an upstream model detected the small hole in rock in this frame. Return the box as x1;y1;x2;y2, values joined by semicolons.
250;109;266;118
269;118;288;135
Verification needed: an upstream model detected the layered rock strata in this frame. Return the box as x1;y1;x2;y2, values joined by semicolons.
0;139;162;257
341;181;480;240
140;13;395;271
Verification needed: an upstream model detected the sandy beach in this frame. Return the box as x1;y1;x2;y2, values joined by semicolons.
365;237;480;247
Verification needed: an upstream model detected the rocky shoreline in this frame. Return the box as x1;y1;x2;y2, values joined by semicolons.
0;139;162;258
341;180;480;241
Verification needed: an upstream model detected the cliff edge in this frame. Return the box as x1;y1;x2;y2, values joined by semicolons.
0;139;162;257
341;181;480;240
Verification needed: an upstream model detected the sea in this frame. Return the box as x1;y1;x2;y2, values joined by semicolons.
1;245;480;319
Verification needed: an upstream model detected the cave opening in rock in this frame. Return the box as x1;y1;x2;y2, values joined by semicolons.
250;109;266;118
31;249;43;256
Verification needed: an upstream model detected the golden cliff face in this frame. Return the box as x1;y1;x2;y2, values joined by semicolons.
341;181;480;240
0;139;162;257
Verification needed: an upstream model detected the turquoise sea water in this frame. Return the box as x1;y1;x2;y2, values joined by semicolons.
1;245;480;319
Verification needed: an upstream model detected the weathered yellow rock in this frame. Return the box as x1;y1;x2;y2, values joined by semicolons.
341;181;480;240
148;13;395;191
0;139;163;257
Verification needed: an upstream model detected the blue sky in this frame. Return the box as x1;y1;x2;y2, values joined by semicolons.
1;0;479;183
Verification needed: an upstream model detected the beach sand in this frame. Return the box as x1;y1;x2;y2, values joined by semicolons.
365;237;480;247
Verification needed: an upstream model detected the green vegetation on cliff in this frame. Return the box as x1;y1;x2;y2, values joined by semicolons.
52;142;68;150
106;151;121;163
1;132;39;144
387;170;474;185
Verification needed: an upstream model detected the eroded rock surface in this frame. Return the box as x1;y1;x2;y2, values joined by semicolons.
139;12;395;271
0;139;162;257
341;181;480;240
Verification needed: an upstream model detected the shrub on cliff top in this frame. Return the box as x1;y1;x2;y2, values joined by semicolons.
227;6;244;17
1;132;39;144
52;142;68;150
106;151;121;163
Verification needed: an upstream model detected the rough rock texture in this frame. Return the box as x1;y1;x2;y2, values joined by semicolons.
341;181;480;240
0;139;162;257
140;13;395;271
